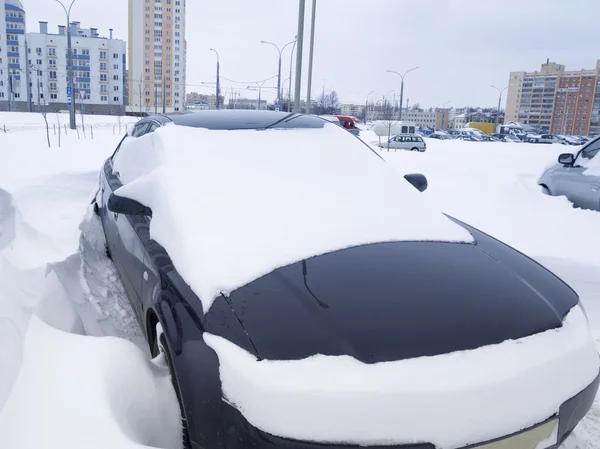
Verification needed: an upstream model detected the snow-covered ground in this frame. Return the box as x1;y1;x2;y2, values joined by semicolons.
0;114;599;448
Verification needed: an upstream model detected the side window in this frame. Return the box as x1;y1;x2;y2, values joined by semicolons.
132;122;151;137
147;123;160;134
581;139;600;160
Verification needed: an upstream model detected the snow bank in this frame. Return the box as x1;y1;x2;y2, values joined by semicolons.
582;153;600;177
206;305;598;449
115;124;473;311
0;316;181;449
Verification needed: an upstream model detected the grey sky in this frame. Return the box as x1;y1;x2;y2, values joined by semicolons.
24;0;600;108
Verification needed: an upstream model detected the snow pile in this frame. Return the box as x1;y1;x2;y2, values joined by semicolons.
378;139;600;268
115;124;472;311
0;316;181;449
206;305;597;449
0;124;181;449
582;153;600;177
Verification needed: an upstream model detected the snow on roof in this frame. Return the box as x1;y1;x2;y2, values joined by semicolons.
205;304;598;448
114;124;473;311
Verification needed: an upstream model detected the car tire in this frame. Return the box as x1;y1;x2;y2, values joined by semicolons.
541;185;552;195
156;332;192;449
411;147;419;152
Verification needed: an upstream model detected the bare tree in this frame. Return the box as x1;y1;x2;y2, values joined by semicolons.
39;79;51;148
380;99;399;151
313;89;341;115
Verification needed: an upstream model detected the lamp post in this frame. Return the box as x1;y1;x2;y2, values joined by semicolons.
491;85;508;132
210;48;220;109
260;39;295;109
365;90;374;122
294;0;306;113
306;0;317;114
442;100;451;129
55;0;77;129
386;66;419;122
287;38;297;112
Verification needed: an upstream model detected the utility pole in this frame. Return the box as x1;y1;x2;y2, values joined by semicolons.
210;49;220;109
288;37;297;112
306;0;317;114
8;74;12;112
491;85;508;132
260;39;295;110
25;40;32;112
163;78;167;113
387;66;419;122
294;0;306;113
56;0;78;129
365;91;374;123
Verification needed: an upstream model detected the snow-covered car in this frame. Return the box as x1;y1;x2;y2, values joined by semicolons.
539;136;600;211
94;110;599;449
429;132;452;140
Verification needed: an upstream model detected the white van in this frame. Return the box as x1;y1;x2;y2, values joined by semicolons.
371;121;417;137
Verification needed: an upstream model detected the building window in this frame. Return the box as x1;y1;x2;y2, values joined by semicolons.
113;96;119;102
114;75;119;80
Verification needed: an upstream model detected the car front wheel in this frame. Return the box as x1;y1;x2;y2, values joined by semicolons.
155;331;192;449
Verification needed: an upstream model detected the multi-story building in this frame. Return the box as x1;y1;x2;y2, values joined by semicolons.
26;22;126;114
186;92;223;110
0;1;126;113
128;0;187;113
506;60;600;135
1;0;27;110
340;103;363;117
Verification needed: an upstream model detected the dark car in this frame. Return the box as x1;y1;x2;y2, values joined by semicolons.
93;110;599;449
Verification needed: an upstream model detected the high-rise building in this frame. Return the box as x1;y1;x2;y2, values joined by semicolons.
128;0;187;113
505;60;600;135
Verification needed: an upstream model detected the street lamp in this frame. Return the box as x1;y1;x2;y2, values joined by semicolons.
260;39;295;109
365;90;374;122
491;85;508;131
55;0;77;130
442;100;451;129
288;37;297;112
210;49;220;109
387;66;419;122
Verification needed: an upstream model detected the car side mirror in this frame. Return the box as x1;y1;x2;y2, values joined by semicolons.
558;153;575;166
404;173;428;192
107;193;152;216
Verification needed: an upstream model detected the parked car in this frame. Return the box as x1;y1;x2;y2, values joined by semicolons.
94;110;598;449
539;134;567;145
503;134;523;143
429;132;452;140
380;133;427;151
538;136;600;211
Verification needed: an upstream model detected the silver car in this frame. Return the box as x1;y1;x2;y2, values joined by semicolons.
538;137;600;211
380;134;427;152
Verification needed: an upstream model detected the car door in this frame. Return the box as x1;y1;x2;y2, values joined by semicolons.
103;120;157;319
554;139;600;210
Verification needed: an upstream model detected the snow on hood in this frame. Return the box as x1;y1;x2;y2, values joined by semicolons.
114;123;473;311
205;305;599;449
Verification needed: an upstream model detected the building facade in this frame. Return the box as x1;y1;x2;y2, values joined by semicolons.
0;0;126;113
185;92;223;110
128;0;187;113
1;0;26;110
340;103;363;117
506;60;600;135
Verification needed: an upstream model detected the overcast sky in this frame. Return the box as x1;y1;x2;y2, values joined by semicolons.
23;0;600;108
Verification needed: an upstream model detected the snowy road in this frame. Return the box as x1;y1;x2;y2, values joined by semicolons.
0;116;599;448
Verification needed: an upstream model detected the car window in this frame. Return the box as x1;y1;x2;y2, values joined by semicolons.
131;122;151;137
581;139;600;160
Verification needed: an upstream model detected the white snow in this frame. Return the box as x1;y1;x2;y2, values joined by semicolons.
114;123;472;311
205;305;598;449
1;112;600;449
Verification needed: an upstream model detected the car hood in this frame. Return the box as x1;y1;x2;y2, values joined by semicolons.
215;219;578;363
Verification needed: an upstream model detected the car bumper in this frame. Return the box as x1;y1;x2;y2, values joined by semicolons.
212;371;599;449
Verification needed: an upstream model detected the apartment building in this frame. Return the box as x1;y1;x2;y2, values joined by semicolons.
0;1;126;113
186;92;223;110
505;60;600;135
0;0;26;110
128;0;187;113
340;103;363;117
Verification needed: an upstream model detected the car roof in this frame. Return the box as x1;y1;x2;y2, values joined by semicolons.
145;110;328;130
